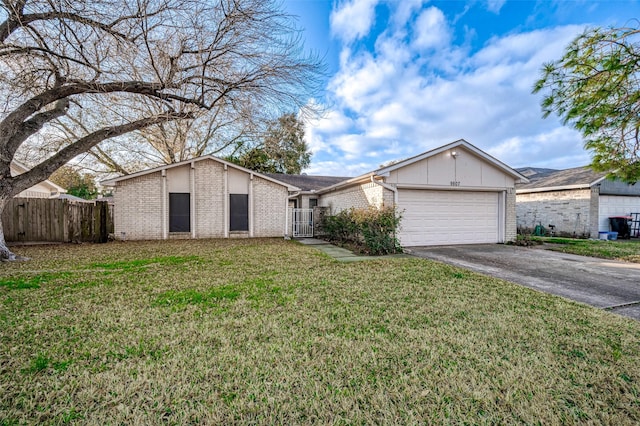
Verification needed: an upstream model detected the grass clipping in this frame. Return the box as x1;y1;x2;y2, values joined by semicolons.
1;239;639;424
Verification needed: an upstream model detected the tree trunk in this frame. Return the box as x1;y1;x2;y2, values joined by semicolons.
0;197;28;261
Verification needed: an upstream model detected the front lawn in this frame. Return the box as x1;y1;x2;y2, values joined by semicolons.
1;239;639;424
534;237;640;263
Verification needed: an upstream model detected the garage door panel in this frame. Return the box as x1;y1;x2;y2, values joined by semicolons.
398;190;499;246
598;195;640;232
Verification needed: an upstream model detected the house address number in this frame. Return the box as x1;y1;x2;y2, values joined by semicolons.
450;181;460;187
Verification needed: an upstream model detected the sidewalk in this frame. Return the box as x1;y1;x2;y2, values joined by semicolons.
295;238;409;262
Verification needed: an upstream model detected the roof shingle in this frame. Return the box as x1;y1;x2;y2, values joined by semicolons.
264;173;352;192
516;166;607;190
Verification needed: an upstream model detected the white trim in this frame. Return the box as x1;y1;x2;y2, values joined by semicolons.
516;184;593;194
161;169;167;239
249;173;254;237
397;184;511;192
190;162;196;238
224;164;229;238
498;190;506;243
284;198;290;238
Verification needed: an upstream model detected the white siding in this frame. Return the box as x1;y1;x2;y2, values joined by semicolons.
598;195;640;231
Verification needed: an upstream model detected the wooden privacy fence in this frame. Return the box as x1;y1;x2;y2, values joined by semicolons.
2;198;113;243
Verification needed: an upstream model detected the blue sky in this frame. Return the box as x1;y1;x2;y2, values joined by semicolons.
283;0;640;176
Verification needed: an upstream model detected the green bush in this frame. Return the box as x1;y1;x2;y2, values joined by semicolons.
321;206;402;255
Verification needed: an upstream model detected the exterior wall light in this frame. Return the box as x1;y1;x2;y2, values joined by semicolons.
451;150;458;158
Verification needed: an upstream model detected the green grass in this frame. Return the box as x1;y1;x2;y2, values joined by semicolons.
1;239;640;424
534;236;640;262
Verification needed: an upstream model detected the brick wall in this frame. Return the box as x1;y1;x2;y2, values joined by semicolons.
113;172;163;240
252;176;287;237
194;159;225;238
113;160;288;240
516;188;593;237
319;181;392;214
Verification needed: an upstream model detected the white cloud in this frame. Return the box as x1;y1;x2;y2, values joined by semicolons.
486;0;506;14
330;0;379;43
392;0;427;26
488;127;589;169
305;160;372;177
310;4;591;175
413;7;451;50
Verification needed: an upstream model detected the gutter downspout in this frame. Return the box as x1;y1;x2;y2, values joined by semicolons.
371;175;398;207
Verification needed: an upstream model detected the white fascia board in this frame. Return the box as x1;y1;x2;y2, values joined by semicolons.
516;184;592;194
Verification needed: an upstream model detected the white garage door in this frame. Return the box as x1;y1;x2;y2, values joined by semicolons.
398;190;500;246
598;195;640;231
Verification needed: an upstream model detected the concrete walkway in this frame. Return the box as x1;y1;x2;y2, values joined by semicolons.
296;238;408;262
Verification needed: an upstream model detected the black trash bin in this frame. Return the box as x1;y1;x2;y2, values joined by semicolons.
609;216;632;239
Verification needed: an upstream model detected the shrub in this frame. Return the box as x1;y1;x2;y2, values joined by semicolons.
321;206;402;255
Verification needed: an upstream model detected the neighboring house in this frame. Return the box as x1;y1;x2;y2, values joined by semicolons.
516;166;640;238
55;193;93;203
101;156;299;240
11;161;66;198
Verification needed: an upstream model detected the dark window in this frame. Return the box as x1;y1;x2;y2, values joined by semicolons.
230;194;249;231
169;193;190;232
309;198;318;208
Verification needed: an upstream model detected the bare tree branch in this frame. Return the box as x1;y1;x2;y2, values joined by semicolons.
0;0;324;259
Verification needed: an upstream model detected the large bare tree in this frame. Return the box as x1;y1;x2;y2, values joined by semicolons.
0;0;323;260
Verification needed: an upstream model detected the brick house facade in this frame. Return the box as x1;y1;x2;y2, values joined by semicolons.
516;166;640;238
103;157;297;240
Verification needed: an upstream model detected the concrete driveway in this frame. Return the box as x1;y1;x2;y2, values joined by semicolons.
409;244;640;321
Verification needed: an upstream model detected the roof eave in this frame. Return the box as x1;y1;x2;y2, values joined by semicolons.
516;183;593;194
315;172;376;194
10;160;67;192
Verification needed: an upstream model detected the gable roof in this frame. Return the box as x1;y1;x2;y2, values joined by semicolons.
10;161;67;194
516;166;608;193
100;155;300;191
374;139;528;181
264;173;352;192
316;139;528;194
